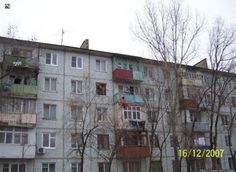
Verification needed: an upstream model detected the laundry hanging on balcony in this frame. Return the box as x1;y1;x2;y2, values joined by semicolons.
119;96;128;109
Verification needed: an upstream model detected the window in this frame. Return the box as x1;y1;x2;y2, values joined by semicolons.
71;163;81;172
221;115;229;125
170;135;179;147
123;106;141;120
43;104;56;120
98;162;109;172
204;94;211;105
145;88;154;99
225;135;231;146
212;158;222;170
96;107;107;122
71;133;82;148
42;133;56;148
2;163;26;172
96;83;106;95
143;66;148;77
42;163;55;172
96;59;106;72
0;127;28;145
71;106;83;121
228;157;234;170
97;134;109;149
45;78;56;91
71;56;82;69
151;161;161;172
187;87;199;99
172;160;181;172
123;161;141;172
46;53;57;65
71;80;82;93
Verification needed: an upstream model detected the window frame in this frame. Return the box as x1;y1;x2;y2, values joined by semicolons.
46;53;58;66
71;56;83;69
96;107;108;122
123;106;141;120
96;83;106;96
44;77;57;92
71;133;82;148
0;127;28;145
43;104;56;120
71;80;82;94
71;163;81;172
98;162;109;172
71;105;83;121
42;133;56;149
96;59;106;72
42;163;56;172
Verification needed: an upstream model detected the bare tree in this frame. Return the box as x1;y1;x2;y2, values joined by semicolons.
134;0;204;171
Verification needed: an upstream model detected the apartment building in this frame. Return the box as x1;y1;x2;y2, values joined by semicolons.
0;37;235;172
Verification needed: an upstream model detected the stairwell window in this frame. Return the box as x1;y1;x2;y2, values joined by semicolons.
71;133;82;148
42;133;56;148
43;104;56;120
96;107;107;122
71;56;82;69
46;53;57;65
71;80;82;94
45;78;57;91
71;106;83;121
97;134;109;149
96;59;106;72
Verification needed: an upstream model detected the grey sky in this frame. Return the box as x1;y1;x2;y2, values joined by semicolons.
0;0;235;59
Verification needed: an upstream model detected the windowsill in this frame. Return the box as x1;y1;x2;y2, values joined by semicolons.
95;70;107;73
42;118;57;121
71;92;83;95
43;90;57;93
42;147;56;149
71;67;83;70
97;148;110;150
45;64;58;66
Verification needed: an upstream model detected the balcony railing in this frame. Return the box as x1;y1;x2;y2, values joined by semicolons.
0;83;37;98
181;99;198;109
186;122;209;132
116;146;150;159
182;78;202;86
112;69;143;82
114;93;144;105
0;112;36;128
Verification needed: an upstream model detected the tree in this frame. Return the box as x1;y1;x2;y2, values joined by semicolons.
134;0;204;171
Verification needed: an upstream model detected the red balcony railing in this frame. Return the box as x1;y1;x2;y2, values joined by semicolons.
116;146;150;159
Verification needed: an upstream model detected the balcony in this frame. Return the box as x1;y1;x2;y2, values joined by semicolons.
0;144;36;159
181;99;198;109
182;78;202;87
0;84;37;98
186;122;209;132
112;69;143;82
0;113;36;128
114;93;144;105
116;146;150;159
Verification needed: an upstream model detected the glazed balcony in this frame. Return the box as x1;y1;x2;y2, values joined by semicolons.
114;93;144;105
112;69;143;82
116;146;150;159
186;122;209;132
0;83;37;98
0;112;36;128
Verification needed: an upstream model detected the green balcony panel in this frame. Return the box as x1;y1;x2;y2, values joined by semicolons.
133;71;143;81
10;84;37;97
114;93;144;104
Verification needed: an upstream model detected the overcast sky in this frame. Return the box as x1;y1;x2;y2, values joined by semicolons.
0;0;236;60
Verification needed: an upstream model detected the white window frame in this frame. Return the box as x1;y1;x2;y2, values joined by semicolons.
2;163;26;172
71;80;82;94
42;133;56;149
46;53;58;66
43;104;56;120
0;127;28;145
42;163;55;172
123;106;141;120
44;77;57;92
71;56;83;69
96;59;106;72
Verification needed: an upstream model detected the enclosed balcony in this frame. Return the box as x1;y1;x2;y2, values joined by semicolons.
181;99;198;109
0;113;36;128
116;130;149;159
112;56;143;82
0;83;37;98
186;122;209;132
114;93;144;105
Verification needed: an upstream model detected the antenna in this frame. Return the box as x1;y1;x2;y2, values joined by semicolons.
61;29;64;45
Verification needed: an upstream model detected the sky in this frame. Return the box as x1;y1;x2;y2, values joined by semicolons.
0;0;236;61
